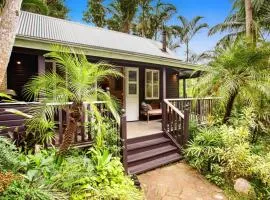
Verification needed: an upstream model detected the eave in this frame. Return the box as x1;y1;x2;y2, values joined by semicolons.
14;36;200;70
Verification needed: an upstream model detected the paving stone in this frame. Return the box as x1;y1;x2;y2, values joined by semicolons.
138;162;227;200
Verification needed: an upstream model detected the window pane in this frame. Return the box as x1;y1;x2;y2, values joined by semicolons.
146;71;152;83
129;71;137;82
129;83;137;94
146;83;152;97
153;71;159;83
153;84;159;97
45;62;53;73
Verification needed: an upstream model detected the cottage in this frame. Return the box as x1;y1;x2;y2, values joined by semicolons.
1;11;214;174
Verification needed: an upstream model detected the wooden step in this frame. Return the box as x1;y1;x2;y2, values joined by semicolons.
127;137;171;151
127;144;177;163
128;153;182;174
127;132;164;144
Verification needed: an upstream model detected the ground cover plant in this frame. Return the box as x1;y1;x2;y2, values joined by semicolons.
0;131;142;200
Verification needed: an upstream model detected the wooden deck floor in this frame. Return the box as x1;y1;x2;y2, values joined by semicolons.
127;119;162;139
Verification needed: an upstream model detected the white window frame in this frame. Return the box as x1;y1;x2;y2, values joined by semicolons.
145;69;160;100
127;68;138;96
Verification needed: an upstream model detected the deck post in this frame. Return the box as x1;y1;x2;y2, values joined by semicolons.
183;78;187;98
120;109;128;173
183;104;190;146
162;100;167;131
38;55;45;75
162;67;167;99
162;68;167;131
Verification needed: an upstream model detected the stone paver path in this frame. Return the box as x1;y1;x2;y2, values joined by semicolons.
138;162;226;200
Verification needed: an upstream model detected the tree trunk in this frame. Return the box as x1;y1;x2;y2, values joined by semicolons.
0;0;23;90
59;117;77;153
223;90;238;123
59;104;81;154
186;42;189;62
245;0;253;38
122;22;130;33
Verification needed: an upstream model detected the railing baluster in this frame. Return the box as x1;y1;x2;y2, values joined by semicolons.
169;107;172;134
172;110;175;139
176;113;180;144
81;104;85;142
58;109;63;145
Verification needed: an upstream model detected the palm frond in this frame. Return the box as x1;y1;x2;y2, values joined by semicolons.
22;0;49;15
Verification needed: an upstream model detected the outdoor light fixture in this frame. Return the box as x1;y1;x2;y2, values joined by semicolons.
16;61;21;65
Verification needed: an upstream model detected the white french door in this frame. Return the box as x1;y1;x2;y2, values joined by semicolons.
125;67;139;121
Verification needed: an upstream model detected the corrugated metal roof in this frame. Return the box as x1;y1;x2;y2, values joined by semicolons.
16;11;182;61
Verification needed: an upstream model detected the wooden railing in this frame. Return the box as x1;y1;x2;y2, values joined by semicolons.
166;97;219;124
162;97;219;148
0;101;124;149
162;99;190;149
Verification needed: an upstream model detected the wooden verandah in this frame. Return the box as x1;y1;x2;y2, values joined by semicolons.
0;97;218;174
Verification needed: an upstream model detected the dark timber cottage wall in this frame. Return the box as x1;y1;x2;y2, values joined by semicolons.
8;48;180;115
7;53;38;101
166;68;179;98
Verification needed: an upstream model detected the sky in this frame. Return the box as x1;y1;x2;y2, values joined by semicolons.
65;0;232;60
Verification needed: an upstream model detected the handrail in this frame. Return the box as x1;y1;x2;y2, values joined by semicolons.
0;101;107;106
166;97;221;101
164;99;184;118
162;99;190;148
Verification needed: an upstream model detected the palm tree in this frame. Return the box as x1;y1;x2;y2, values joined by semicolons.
83;0;106;27
209;0;270;46
173;16;209;62
46;0;69;19
23;46;122;153
107;0;139;33
22;0;69;19
195;39;270;123
22;0;49;15
135;0;176;39
245;0;253;38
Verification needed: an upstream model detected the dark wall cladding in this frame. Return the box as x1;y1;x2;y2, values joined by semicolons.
7;52;38;101
166;68;179;99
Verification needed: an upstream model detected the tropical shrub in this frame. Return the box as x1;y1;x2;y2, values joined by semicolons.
0;180;54;200
0;138;60;200
52;148;142;200
24;117;56;149
0;137;20;172
186;121;270;198
185;127;223;173
0;108;141;200
89;116;121;156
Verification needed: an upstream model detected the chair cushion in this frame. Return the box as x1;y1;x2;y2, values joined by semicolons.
148;109;162;115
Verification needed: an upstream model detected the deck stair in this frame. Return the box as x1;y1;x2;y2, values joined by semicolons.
126;132;182;174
